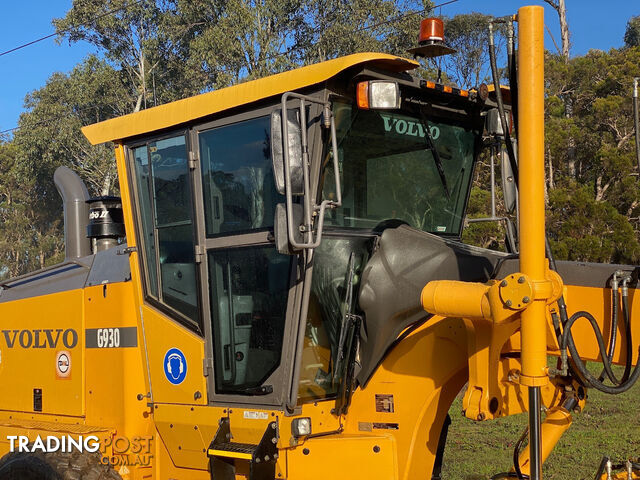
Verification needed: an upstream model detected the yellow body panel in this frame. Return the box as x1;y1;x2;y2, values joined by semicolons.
81;53;417;145
286;434;398;480
0;290;85;417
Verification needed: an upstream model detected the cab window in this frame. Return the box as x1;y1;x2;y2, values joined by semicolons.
132;134;200;325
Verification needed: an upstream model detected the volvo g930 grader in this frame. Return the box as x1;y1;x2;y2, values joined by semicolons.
0;5;638;480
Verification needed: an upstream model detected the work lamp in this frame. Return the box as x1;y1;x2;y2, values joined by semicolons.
357;81;401;110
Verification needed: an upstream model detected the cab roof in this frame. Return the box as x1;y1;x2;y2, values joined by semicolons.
82;53;418;146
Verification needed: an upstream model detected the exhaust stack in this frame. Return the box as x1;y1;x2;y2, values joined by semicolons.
54;166;91;260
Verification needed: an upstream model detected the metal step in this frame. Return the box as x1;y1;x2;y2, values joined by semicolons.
208;441;257;460
207;417;279;480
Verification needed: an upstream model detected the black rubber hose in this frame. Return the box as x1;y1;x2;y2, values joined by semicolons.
561;310;640;394
561;311;621;385
620;287;633;383
489;21;519;184
546;236;640;393
513;427;530;480
594;457;609;480
598;277;618;383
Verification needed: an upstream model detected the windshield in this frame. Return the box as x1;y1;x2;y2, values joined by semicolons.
322;101;478;235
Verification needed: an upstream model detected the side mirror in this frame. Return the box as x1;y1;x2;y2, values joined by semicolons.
271;93;342;253
271;109;304;196
501;142;517;213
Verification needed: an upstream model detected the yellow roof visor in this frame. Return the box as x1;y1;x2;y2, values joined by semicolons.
82;53;418;145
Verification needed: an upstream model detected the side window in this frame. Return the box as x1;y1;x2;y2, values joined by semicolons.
132;135;200;324
199;116;283;236
298;237;369;403
133;146;158;298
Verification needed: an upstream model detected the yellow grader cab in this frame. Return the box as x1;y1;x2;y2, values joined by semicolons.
0;6;639;480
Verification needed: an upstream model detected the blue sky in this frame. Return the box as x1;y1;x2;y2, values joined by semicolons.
0;0;638;134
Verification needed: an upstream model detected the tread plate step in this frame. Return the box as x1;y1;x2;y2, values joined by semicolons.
208;442;258;459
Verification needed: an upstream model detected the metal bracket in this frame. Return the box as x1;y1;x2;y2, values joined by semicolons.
117;246;137;256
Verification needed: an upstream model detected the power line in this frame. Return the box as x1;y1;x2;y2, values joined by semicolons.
0;0;145;58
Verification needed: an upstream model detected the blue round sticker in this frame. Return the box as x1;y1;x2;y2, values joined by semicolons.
163;348;187;385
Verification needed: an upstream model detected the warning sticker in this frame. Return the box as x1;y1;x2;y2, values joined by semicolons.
373;422;399;430
375;394;395;413
244;411;269;420
56;350;71;379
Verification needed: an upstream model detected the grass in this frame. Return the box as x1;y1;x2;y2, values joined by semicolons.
440;365;640;479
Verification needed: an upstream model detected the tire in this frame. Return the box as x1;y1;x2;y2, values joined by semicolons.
0;450;121;480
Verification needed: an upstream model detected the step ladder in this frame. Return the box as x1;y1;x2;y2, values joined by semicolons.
207;417;279;480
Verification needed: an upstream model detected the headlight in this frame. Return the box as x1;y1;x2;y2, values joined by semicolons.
357;81;401;110
291;417;312;437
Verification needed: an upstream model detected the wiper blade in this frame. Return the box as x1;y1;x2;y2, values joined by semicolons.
236;385;273;395
333;252;356;386
419;110;450;199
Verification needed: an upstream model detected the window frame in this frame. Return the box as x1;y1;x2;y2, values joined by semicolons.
191;95;326;408
125;88;329;410
125;129;204;335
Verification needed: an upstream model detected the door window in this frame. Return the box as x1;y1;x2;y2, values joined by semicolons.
208;246;291;395
199;116;283;236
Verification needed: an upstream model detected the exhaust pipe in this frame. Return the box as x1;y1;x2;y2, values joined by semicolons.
54;166;91;260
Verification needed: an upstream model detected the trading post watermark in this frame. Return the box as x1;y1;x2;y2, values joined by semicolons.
7;434;154;467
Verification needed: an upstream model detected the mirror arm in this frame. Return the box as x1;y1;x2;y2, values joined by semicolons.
280;92;342;250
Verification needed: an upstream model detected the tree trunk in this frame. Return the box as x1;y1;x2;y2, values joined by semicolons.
558;0;570;61
101;172;112;197
547;146;555;190
545;0;576;178
545;0;570;61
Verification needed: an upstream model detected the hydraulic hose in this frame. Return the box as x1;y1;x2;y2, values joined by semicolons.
561;311;622;386
490;427;530;480
489;21;519;183
560;309;640;395
513;426;530;480
620;280;633;384
547;239;640;394
598;275;618;383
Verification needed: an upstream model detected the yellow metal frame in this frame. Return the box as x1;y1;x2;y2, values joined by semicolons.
82;53;418;145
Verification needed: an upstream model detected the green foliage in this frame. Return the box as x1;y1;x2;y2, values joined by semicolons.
624;15;640;48
462;187;507;252
175;0;434;90
547;185;640;263
440;13;507;89
539;46;640;262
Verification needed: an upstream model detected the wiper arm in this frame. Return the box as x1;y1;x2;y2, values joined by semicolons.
418;110;450;199
236;384;274;396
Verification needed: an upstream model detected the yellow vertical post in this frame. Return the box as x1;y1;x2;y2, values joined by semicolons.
518;6;547;480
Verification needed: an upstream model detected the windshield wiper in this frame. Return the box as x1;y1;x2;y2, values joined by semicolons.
236;384;273;396
418;109;450;199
